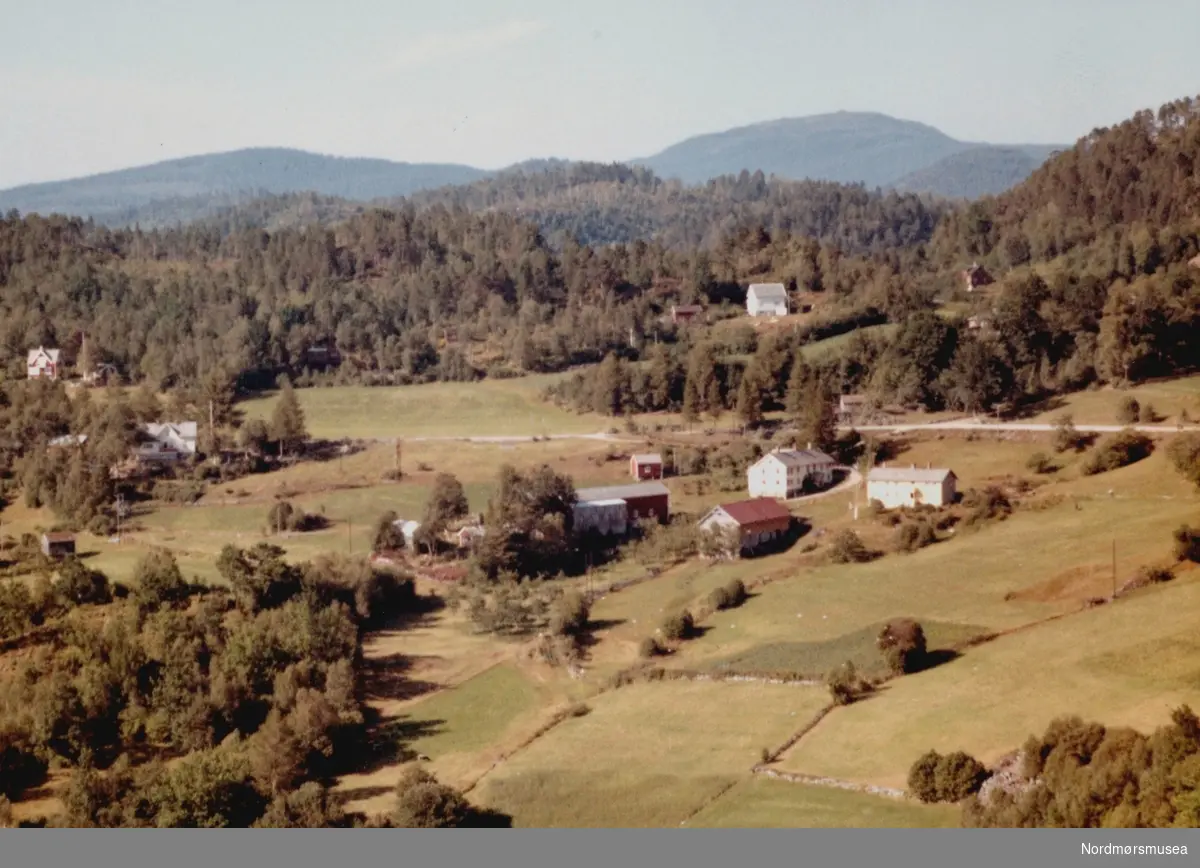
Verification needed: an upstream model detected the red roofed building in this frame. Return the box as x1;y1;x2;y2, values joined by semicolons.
697;497;792;555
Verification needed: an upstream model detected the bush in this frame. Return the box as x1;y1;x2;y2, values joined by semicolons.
1117;396;1141;425
1052;413;1084;453
706;579;747;612
133;548;191;612
1139;402;1159;423
877;618;927;675
896;520;936;553
0;582;35;640
547;590;590;638
1080;430;1154;476
908;750;942;803
1167;434;1200;489
706;586;733;612
908;749;988;803
638;637;663;658
829;530;872;564
391;766;471;828
372;511;406;553
962;486;1012;528
1173;525;1200;563
1026;452;1055;474
659;611;696;642
826;661;872;706
56;557;112;607
934;751;989;802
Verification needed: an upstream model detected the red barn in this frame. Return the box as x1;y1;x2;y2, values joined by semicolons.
630;453;663;480
575;482;670;526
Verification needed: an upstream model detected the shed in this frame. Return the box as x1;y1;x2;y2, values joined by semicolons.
630;453;664;480
41;532;76;559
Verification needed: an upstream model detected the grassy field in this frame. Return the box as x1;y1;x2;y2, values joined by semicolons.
239;374;603;439
778;569;1200;790
668;446;1198;672
703;620;990;680
1023;375;1200;425
800;324;897;361
685;777;960;828
472;680;830;827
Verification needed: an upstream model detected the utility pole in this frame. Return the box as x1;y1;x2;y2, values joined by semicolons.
209;399;215;454
115;492;124;543
347;518;353;555
394;439;402;477
1112;539;1117;600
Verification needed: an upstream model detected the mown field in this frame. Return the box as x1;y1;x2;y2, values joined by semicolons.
471;680;831;827
239;374;602;440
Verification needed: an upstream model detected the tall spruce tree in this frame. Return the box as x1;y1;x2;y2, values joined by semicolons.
271;378;308;458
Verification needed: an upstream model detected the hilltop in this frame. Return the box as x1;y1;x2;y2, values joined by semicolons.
0;113;1064;227
634;112;1063;195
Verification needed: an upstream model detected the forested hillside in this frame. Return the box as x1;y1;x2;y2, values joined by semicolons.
0;204;917;394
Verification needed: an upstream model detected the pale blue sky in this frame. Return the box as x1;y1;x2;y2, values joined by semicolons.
1;0;1196;188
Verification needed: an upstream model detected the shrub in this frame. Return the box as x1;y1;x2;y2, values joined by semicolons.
1166;434;1200;489
637;637;663;658
56;558;112;607
723;578;748;607
908;749;988;803
547;590;590;638
706;586;733;612
659;611;696;642
934;751;989;802
962;486;1012;528
1080;429;1154;476
132;548;191;612
0;582;35;640
372;511;406;553
826;661;872;706
1117;396;1141;425
908;750;942;803
877;618;927;675
829;530;872;564
1052;413;1084;453
1139;402;1159;423
1026;452;1055;474
896;520;936;553
391;766;471;828
1174;525;1200;563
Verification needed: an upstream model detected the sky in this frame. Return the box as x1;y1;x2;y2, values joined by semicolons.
1;0;1197;189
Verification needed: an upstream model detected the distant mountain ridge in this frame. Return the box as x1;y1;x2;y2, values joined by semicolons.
0;113;1066;225
633;111;1063;196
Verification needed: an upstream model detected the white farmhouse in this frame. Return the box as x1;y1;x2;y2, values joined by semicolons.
27;347;61;380
866;466;957;509
135;422;199;464
747;448;838;499
746;283;788;317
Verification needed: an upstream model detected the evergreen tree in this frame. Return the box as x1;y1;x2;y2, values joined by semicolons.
270;378;307;458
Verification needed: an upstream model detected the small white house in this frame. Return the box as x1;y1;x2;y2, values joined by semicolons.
746;283;788;317
572;498;628;537
866;466;957;509
393;519;422;547
135;422;199;464
27;347;61;380
747;448;838;499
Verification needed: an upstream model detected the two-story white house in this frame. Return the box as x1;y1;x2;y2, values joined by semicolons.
747;448;838;499
866;465;957;509
746;283;789;317
27;347;61;380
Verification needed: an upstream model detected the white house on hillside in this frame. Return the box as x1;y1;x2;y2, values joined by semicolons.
746;283;788;317
866;466;957;509
27;347;61;380
748;448;837;499
135;422;199;464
